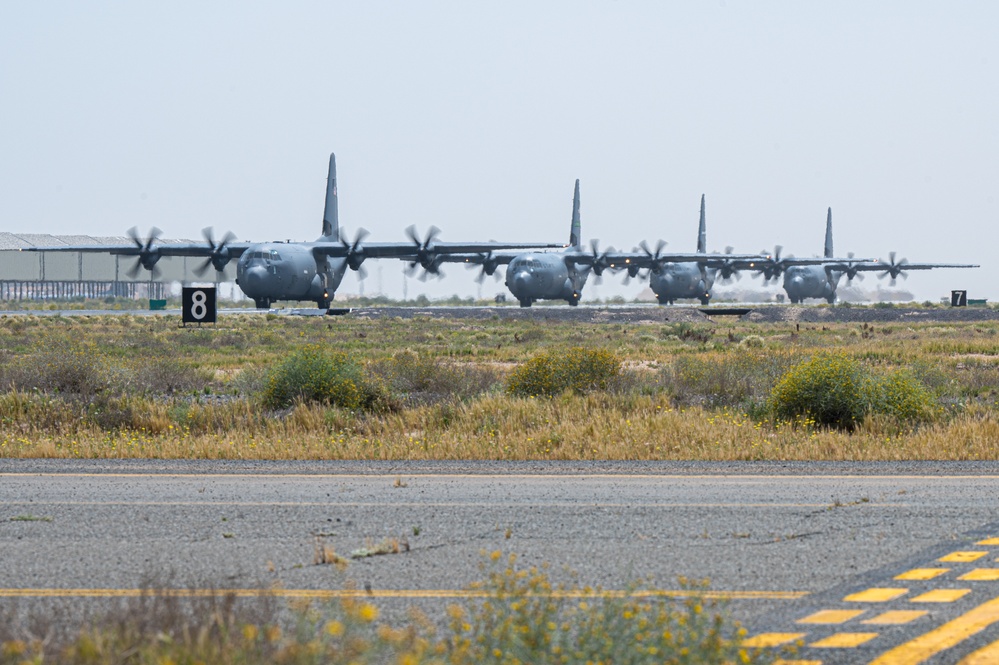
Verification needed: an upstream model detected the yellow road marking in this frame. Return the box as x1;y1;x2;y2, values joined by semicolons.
845;588;909;603
0;588;808;600
744;633;806;648
959;569;999;581
896;569;949;581
809;632;879;648
862;610;928;625
940;551;989;563
774;661;822;665
910;589;971;603
0;500;849;508
957;637;999;664
869;594;999;665
797;609;865;624
976;538;999;546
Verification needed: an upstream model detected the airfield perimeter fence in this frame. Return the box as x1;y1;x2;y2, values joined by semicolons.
0;280;166;301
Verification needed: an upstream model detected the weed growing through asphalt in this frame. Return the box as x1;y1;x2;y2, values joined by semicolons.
0;554;776;665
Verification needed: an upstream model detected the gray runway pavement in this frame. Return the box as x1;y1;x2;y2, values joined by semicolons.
3;460;999;663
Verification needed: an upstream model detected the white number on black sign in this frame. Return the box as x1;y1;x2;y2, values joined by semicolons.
190;290;208;319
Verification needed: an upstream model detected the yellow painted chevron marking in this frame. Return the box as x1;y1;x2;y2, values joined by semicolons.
844;588;908;603
975;538;999;546
809;632;879;648
959;569;999;581
895;569;949;581
743;633;806;648
958;637;999;664
869;594;999;665
939;551;989;563
797;609;865;624
910;589;971;603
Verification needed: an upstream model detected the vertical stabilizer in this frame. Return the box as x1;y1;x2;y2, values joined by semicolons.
321;153;339;241
823;207;833;258
568;179;581;247
697;194;707;253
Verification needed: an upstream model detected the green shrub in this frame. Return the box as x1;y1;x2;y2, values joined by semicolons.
262;345;384;411
507;347;620;397
661;322;714;344
768;353;936;430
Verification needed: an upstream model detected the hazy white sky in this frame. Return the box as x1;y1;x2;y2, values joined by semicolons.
2;1;996;301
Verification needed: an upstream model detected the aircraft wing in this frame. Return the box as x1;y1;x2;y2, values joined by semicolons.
308;241;562;261
850;261;980;272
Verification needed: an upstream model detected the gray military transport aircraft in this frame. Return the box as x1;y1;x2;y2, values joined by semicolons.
609;195;771;305
442;183;770;307
22;153;561;308
778;208;978;304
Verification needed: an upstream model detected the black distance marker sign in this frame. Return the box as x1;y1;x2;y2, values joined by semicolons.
182;287;217;324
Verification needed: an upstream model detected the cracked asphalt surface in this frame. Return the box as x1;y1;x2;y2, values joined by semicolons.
3;460;999;633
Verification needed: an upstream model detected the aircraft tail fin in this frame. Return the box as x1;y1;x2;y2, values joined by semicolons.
321;153;339;241
824;207;833;258
568;179;581;248
697;194;707;253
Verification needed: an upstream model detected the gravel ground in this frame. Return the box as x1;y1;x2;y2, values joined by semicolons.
343;304;999;325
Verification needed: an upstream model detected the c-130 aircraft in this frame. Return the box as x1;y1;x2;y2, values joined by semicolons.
777;208;978;304
439;182;767;307
24;154;561;308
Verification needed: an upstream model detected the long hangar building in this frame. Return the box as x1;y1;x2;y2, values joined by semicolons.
0;233;237;302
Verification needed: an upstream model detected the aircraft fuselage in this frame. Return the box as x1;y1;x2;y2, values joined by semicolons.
505;253;582;307
649;263;714;305
235;243;346;309
782;265;842;304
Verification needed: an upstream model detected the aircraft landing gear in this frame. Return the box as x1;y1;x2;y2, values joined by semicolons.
519;299;532;308
825;295;837;304
567;294;580;307
317;298;331;309
657;297;673;305
254;298;271;309
699;296;711;306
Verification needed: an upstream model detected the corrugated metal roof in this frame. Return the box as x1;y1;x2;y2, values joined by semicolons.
0;233;195;250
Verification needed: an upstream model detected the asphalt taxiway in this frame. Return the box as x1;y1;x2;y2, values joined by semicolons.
3;460;999;663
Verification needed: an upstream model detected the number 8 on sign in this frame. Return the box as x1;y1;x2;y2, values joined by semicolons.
182;287;217;325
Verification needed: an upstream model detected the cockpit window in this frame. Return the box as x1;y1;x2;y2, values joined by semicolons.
269;251;281;261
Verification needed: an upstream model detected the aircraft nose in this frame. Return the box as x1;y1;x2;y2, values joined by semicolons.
511;271;532;294
243;266;268;293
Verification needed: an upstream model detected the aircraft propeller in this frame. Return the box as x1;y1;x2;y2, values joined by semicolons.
405;225;443;271
877;251;909;285
588;239;615;278
193;227;237;277
756;245;791;283
638;239;668;275
125;226;163;279
843;252;866;284
339;228;370;272
716;246;743;284
465;251;503;284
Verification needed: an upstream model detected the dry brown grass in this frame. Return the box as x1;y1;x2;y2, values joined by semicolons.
3;313;999;461
6;395;999;461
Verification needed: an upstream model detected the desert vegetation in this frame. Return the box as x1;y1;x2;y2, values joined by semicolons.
2;312;999;460
0;554;774;665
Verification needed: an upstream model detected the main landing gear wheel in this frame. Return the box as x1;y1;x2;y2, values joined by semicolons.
657;297;673;306
519;299;532;308
254;298;271;309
